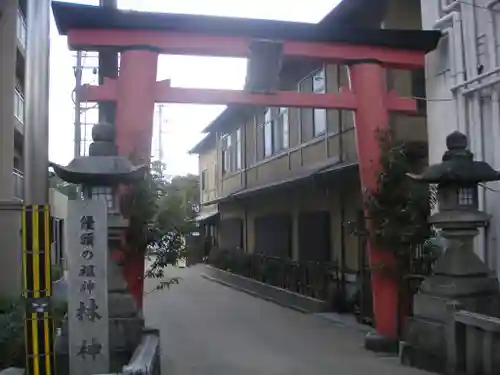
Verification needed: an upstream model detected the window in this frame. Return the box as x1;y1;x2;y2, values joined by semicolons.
264;110;273;157
51;218;64;267
16;10;26;50
221;135;231;175
236;128;242;170
412;68;426;114
312;70;327;136
299;68;327;139
213;164;218;187
261;107;289;159
201;170;208;191
280;108;289;149
14;89;24;123
221;128;243;175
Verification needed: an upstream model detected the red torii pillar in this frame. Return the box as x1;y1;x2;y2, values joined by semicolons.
115;47;160;163
114;48;160;308
350;60;396;344
78;41;422;343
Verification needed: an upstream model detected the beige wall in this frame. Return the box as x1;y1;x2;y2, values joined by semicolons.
199;147;218;204
219;177;362;271
384;0;421;29
384;0;427;144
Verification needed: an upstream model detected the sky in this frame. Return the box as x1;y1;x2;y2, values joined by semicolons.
49;0;341;176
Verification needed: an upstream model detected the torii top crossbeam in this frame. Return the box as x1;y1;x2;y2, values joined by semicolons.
53;2;439;67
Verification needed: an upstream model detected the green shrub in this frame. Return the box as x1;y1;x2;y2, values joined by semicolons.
0;297;67;370
0;298;24;369
208;249;231;270
232;253;252;276
51;264;63;282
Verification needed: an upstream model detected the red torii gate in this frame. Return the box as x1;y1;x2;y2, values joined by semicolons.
52;1;440;344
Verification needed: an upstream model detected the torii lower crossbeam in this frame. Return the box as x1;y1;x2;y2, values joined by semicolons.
79;79;417;111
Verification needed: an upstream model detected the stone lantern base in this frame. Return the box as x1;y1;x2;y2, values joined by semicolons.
401;246;500;373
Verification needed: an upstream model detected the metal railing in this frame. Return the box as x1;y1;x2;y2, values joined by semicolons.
209;250;344;302
13;168;24;199
16;9;26;50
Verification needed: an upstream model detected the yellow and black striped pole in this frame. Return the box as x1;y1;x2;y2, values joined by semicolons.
22;204;56;375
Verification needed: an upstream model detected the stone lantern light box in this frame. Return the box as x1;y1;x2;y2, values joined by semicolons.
409;131;500;227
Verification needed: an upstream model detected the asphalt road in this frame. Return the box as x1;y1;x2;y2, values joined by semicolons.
143;265;431;375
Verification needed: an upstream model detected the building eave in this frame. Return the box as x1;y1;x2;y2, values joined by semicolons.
188;133;216;155
208;160;358;204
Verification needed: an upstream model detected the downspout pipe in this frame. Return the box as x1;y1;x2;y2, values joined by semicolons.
486;0;500;272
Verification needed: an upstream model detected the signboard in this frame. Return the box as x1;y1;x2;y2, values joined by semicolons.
65;199;109;375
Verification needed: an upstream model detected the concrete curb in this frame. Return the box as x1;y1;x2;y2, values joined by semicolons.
202;266;377;334
202;265;328;314
201;274;312;314
315;312;376;334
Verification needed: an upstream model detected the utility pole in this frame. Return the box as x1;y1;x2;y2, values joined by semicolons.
24;3;56;375
74;51;82;158
158;105;164;162
98;0;118;126
24;0;50;204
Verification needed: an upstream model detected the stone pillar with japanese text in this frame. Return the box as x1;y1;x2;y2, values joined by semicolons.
51;122;148;372
66;199;109;375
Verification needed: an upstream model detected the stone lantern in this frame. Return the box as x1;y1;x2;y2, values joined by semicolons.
403;131;500;372
50;122;147;372
50;123;145;199
51;123;146;241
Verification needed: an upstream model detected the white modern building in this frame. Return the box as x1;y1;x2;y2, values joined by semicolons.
422;0;500;275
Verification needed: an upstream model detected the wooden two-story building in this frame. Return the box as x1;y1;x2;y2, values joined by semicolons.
190;0;428;285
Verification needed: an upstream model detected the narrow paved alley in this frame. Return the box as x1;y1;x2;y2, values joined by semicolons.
143;265;431;375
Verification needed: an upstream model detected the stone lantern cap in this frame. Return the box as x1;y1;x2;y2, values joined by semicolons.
50;157;147;186
50;122;147;186
409;131;500;184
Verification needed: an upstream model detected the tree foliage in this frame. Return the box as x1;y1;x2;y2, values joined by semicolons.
364;129;436;264
124;160;200;293
156;173;200;234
